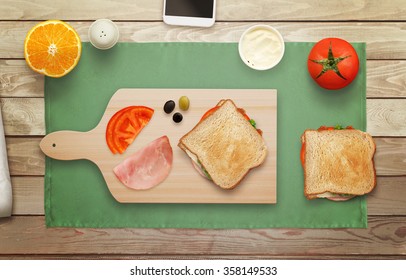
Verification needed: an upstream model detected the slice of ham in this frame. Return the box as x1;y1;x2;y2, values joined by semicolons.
326;196;355;201
113;136;173;190
315;192;355;201
191;160;210;180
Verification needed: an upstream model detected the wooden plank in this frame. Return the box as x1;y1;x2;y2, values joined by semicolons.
0;216;405;255
0;0;160;21
10;175;406;215
11;177;44;215
1;21;406;59
2;60;405;98
367;61;406;98
374;138;406;176
0;98;44;136
368;177;406;215
0;0;405;21
217;0;406;21
6;137;44;175
2;98;406;137
1;255;405;260
3;255;406;260
0;60;44;98
367;99;406;136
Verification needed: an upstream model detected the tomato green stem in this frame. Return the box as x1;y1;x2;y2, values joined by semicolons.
310;42;351;80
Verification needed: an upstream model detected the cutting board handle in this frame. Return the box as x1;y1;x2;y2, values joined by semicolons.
40;130;101;161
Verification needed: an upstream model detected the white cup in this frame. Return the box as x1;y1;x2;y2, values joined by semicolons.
238;25;285;71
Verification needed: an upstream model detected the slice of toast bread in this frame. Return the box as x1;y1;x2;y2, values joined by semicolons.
302;128;376;199
179;99;267;189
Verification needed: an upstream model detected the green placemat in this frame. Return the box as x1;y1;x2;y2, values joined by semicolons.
45;42;367;228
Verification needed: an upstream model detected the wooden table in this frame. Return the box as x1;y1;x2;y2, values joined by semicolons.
1;0;405;259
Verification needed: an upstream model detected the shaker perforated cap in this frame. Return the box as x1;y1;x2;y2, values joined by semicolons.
89;19;119;50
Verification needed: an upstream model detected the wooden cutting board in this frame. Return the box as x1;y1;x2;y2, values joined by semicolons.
40;88;277;203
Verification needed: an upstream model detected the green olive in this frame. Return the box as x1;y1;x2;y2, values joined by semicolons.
179;96;190;111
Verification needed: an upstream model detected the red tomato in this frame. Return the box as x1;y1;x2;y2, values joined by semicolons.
106;106;154;154
307;38;359;90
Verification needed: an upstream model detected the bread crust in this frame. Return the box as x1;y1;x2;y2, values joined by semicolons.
301;128;377;200
178;99;267;190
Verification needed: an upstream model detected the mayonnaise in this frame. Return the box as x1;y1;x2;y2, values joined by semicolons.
239;25;285;70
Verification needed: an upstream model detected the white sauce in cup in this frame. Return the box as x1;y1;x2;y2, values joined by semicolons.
239;25;285;70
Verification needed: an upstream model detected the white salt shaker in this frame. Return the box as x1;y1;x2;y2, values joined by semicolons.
88;19;119;50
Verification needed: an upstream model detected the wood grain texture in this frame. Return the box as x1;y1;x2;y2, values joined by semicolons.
374;138;406;176
11;177;44;215
0;216;405;255
2;98;406;137
6;137;43;175
367;99;406;136
0;98;44;136
9;176;406;216
368;177;406;216
1;21;406;59
0;0;160;21
2;60;405;98
0;60;43;98
2;255;406;260
0;0;405;21
367;61;406;98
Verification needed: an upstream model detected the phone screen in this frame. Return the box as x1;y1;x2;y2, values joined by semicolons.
165;0;214;18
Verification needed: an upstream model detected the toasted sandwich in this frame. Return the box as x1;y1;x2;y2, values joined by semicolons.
301;126;376;201
178;99;267;190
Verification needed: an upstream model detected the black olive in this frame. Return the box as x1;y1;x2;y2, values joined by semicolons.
172;112;183;123
164;100;175;114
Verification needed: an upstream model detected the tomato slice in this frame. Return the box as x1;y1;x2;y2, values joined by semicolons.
300;142;306;166
200;106;219;121
237;108;251;121
317;125;354;132
106;106;154;154
317;126;335;132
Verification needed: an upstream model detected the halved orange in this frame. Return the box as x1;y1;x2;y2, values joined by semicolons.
24;20;82;78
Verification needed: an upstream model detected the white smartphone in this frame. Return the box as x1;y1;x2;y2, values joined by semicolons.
163;0;216;27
